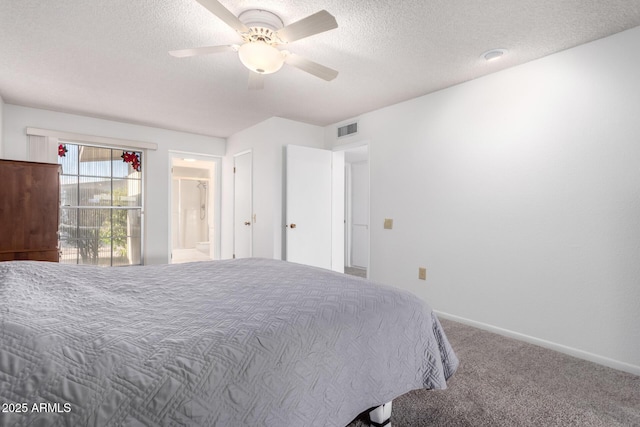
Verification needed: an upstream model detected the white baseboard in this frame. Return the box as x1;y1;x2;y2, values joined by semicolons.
434;310;640;377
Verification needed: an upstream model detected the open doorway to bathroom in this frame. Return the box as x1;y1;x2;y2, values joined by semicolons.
170;155;220;264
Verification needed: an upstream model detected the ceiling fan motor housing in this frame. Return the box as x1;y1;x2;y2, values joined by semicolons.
238;9;284;43
242;27;279;45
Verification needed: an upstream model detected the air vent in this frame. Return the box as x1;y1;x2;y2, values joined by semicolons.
337;122;358;138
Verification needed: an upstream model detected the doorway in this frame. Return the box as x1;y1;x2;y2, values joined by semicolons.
284;143;369;277
343;145;370;278
170;154;221;264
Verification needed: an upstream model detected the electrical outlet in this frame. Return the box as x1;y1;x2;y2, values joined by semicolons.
384;218;393;229
418;267;427;280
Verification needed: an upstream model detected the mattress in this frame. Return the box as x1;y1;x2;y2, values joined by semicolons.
0;258;458;426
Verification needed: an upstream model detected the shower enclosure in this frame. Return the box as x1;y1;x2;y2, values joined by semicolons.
176;179;208;246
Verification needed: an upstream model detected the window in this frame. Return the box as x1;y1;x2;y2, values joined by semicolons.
58;143;143;266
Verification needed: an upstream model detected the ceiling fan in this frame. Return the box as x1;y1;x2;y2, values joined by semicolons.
170;0;339;90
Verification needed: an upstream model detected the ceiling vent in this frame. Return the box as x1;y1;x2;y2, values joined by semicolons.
337;122;358;138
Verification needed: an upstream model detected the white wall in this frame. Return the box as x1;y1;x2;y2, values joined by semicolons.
326;26;640;374
2;105;226;264
222;116;324;260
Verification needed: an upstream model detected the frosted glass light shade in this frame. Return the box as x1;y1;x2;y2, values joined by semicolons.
238;41;284;74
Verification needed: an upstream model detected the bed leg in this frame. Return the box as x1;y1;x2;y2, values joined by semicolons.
369;401;392;427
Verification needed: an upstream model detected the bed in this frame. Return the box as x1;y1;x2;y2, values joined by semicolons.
0;258;458;426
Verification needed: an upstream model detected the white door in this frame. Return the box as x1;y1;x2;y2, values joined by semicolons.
286;145;343;270
234;151;252;258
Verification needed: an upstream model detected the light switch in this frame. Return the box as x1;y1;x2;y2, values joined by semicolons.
384;218;393;229
418;267;427;280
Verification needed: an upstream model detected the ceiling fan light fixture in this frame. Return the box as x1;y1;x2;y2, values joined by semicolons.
238;41;284;74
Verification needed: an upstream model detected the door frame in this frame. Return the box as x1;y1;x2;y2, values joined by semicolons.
333;141;370;278
168;151;222;263
233;150;253;258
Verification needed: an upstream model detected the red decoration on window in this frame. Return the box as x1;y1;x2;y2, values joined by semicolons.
58;144;68;157
121;151;141;172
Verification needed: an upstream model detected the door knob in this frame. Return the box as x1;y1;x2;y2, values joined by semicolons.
289;223;297;229
244;221;251;226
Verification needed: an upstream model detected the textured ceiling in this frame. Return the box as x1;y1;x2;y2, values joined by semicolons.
1;0;640;138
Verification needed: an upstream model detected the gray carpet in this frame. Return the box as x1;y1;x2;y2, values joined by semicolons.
347;318;640;426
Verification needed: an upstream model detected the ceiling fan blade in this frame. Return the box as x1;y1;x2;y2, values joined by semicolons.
195;0;249;33
284;54;338;81
169;45;237;58
275;10;337;43
248;71;264;90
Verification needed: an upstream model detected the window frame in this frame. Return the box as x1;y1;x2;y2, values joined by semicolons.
58;141;145;266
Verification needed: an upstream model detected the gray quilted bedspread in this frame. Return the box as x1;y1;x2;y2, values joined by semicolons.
0;258;458;427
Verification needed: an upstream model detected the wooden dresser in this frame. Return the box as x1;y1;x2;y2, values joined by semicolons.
0;159;60;262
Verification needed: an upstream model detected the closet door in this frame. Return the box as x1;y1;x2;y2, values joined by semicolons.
0;160;60;262
233;151;252;259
